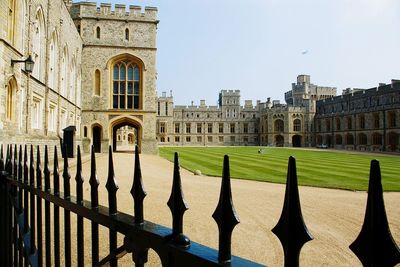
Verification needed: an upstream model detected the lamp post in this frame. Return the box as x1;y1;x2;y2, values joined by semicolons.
11;55;35;73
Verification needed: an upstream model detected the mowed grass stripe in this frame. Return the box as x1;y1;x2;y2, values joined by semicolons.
159;147;400;191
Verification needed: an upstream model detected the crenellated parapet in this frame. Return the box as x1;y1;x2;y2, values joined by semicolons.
70;2;158;22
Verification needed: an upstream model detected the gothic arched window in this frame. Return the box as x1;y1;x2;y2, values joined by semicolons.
112;60;141;109
32;8;45;80
293;119;301;131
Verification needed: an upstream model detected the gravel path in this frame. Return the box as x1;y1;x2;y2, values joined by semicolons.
66;152;399;266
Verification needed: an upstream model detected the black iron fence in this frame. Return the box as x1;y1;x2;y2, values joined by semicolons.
0;144;399;267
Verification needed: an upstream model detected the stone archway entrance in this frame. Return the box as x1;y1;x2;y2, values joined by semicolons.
111;117;142;153
292;135;302;147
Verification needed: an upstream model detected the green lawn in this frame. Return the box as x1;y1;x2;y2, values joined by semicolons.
159;147;400;191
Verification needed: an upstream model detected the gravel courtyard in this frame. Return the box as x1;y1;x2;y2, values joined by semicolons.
68;151;399;266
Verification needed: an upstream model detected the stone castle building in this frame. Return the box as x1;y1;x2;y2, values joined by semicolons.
0;0;82;157
315;80;400;152
1;1;399;154
156;75;337;148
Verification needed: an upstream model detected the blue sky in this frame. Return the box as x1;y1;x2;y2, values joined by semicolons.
76;0;400;105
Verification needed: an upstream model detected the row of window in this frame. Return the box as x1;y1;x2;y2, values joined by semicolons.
93;26;131;41
178;112;257;119
317;132;394;146
159;135;258;143
160;123;253;134
317;112;397;132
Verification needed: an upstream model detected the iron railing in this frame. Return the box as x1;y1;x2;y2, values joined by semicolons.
0;144;399;267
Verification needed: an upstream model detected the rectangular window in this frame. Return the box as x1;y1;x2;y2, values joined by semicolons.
186;136;191;142
230;136;235;142
197;136;202;143
165;103;168;116
207;136;212;142
230;123;235;133
31;95;43;129
359;115;365;129
197;123;202;133
186;123;191;133
157;102;160;115
374;113;380;128
175;123;180;133
243;123;248;133
219;136;224;142
207;123;213;133
243;136;248;143
48;103;57;132
175;136;180;142
160;122;166;133
219;123;223;133
160;137;165;142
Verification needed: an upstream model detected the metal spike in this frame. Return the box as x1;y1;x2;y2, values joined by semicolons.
30;145;35;186
23;145;28;184
0;144;4;171
272;156;313;267
350;160;400;266
212;155;240;263
8;145;13;174
18;145;22;181
5;144;10;173
106;146;118;215
89;145;100;208
63;145;71;198
54;146;60;195
167;152;190;248
44;146;50;192
36;146;42;188
76;146;84;203
130;145;146;224
13;145;17;178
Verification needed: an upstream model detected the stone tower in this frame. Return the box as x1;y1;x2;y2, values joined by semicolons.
69;3;159;153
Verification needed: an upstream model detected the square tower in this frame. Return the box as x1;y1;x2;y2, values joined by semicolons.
69;3;159;153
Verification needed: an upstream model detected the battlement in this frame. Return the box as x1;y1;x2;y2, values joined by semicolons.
220;90;240;96
70;2;158;21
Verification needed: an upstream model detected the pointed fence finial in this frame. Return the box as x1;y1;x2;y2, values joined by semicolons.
350;160;400;266
13;144;17;177
75;146;84;203
0;144;4;172
272;156;313;267
54;146;60;195
30;145;35;186
167;152;190;248
63;145;71;198
130;145;146;224
212;155;240;263
106;146;118;215
36;146;42;188
44;146;50;192
89;145;100;208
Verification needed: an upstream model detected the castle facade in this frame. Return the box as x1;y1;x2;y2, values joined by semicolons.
1;1;399;154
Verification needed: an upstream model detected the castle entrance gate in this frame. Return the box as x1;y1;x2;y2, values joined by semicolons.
110;117;142;153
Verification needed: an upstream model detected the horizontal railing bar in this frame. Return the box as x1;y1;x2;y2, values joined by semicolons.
5;176;264;267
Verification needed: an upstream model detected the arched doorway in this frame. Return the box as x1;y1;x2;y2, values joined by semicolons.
292;135;302;147
92;126;102;153
111;117;142;153
275;135;284;147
